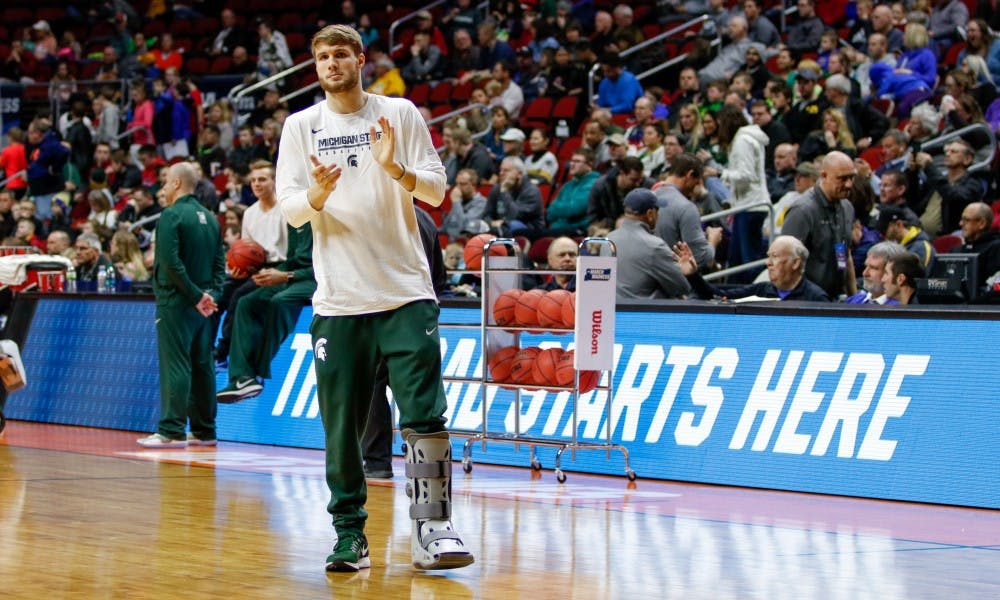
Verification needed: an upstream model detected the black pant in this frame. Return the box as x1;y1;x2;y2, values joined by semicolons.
213;276;259;361
361;358;393;472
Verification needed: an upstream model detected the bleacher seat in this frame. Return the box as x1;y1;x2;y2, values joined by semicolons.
428;81;453;106
550;96;579;124
408;82;431;106
932;234;963;254
521;97;553;130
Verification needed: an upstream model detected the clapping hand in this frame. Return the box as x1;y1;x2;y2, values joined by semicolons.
308;154;342;210
672;242;699;277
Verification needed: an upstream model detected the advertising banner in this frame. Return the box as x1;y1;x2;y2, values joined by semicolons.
7;298;999;508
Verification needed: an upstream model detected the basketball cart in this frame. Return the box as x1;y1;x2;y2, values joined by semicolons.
454;237;635;483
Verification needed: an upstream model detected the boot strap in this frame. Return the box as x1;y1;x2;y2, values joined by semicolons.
405;461;448;478
410;501;451;520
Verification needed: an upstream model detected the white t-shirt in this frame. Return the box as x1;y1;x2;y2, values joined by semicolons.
242;200;288;263
276;93;446;316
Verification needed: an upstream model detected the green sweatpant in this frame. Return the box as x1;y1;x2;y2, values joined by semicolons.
227;279;316;382
310;299;447;534
155;304;216;440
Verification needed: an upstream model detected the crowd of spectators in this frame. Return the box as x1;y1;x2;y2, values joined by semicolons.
1;0;1000;305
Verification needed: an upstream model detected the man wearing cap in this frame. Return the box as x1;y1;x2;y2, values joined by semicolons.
606;188;691;299
784;68;826;140
781;151;858;299
604;132;631;172
878;205;936;271
497;127;526;164
596;52;644;115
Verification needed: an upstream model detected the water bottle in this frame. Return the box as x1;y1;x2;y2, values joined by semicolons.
106;266;117;293
97;265;107;294
65;268;77;293
556;119;570;139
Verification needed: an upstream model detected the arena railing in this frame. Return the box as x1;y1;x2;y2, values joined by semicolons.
0;170;25;189
227;59;316;122
430;103;489;152
587;15;719;105
918;122;997;175
700;201;777;282
388;0;449;56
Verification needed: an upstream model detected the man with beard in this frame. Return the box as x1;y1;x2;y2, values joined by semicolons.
275;25;473;574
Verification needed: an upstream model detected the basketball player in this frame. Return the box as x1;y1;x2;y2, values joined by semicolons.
275;25;474;572
138;162;226;448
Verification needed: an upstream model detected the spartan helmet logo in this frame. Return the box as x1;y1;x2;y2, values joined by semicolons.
314;338;328;361
347;154;358;167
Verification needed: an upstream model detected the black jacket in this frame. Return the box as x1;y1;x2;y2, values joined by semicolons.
686;271;831;302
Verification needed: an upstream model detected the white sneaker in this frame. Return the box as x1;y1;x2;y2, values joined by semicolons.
186;433;217;446
137;433;188;448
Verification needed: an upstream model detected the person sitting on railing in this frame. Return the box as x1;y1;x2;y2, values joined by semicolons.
907;139;986;237
675;235;831;302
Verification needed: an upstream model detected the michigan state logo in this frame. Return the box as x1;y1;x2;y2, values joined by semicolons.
314;338;327;361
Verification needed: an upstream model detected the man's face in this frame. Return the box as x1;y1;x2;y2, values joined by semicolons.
222;9;236;27
881;135;906;161
47;232;69;254
743;1;759;20
547;240;579;270
751;104;772;127
820;160;857;201
616;169;644;193
679;69;698;91
498;162;523;187
943;143;972;170
608;142;628;160
238;129;254;147
863;255;887;294
454;31;471;50
455;172;476;198
233;46;248;63
601;64;620;81
662;135;683;159
633;98;653;122
15;202;35;220
73;241;98;265
960;206;988;241
249;168;276;200
868;33;887;59
871;6;891;32
766;243;800;290
678;170;703;198
94;144;111;166
568;154;591;178
583;122;604;146
15;220;33;240
881;262;902;300
314;42;362;95
797;0;814;18
774;146;797;172
879;174;905;204
0;194;11;214
794;172;817;192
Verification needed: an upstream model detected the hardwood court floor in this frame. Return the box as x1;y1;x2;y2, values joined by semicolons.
1;421;998;599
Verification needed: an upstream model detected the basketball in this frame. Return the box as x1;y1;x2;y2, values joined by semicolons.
561;292;576;329
488;346;520;383
463;233;505;271
515;289;546;328
538;289;571;330
493;289;523;326
555;350;600;393
509;347;541;385
227;239;267;277
531;347;564;386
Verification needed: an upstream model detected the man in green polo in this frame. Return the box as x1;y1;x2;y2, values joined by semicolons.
138;162;226;448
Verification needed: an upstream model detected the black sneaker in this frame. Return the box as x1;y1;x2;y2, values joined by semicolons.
364;467;394;479
325;532;371;572
217;377;263;404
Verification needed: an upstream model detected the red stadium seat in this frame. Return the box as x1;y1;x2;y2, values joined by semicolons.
858;146;884;170
451;80;474;105
557;136;583;162
943;42;966;68
408;82;431;106
551;96;579;122
521;97;553;129
932;234;963;254
428;81;453;106
528;236;554;265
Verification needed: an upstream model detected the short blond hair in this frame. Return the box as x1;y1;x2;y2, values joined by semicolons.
312;24;362;57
